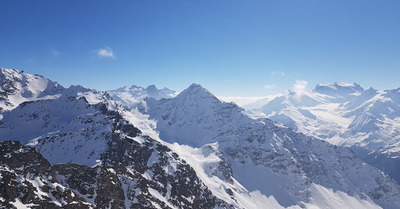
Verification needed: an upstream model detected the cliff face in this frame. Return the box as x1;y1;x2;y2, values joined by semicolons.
0;141;91;209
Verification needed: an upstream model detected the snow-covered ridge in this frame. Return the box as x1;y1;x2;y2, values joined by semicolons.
107;84;177;108
0;68;64;112
313;81;364;95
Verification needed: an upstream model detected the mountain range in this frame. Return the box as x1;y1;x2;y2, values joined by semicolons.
1;68;400;209
243;81;400;185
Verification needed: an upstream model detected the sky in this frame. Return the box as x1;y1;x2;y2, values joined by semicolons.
1;0;400;96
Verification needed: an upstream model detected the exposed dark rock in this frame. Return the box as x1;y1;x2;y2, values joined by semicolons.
0;141;91;209
54;164;125;209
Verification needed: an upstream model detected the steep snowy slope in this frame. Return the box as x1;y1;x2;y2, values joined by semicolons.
341;88;400;184
140;84;400;209
244;82;400;184
0;68;64;113
341;88;400;149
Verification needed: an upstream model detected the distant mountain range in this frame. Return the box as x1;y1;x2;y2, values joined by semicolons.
242;81;400;185
1;68;400;208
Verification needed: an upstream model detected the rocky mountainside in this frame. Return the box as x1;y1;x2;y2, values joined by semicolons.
1;69;400;208
0;140;91;208
243;82;400;184
0;85;233;208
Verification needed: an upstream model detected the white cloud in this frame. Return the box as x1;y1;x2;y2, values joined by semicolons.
94;46;115;59
271;71;285;77
293;80;308;101
264;84;276;89
50;49;60;57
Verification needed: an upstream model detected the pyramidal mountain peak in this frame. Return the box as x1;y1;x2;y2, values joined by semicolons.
143;83;246;147
181;83;207;93
145;84;158;91
176;83;217;101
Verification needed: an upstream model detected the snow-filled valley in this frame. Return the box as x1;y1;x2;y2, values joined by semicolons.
1;68;400;209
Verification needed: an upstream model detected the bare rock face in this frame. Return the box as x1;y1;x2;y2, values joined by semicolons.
0;141;90;209
54;164;125;208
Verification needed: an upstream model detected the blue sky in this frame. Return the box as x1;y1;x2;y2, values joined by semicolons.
1;0;399;96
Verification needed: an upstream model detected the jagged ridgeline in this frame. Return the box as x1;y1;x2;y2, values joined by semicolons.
1;68;400;209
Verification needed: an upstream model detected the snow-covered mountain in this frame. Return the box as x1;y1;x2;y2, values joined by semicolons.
0;68;64;113
1;70;400;208
140;83;400;208
0;84;233;208
244;81;400;184
108;84;177;108
313;81;364;101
